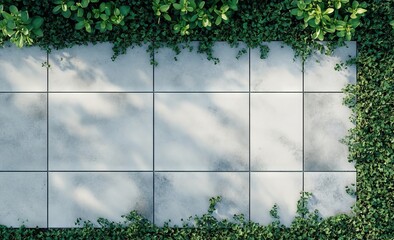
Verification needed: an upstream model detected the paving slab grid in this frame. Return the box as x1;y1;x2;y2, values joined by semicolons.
0;41;356;228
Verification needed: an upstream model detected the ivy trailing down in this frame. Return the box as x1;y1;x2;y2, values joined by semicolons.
0;0;393;239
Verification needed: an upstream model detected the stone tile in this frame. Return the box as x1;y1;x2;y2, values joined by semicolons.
304;93;354;171
49;93;152;170
0;94;47;170
251;42;303;91
155;42;248;91
251;173;302;226
0;173;46;227
155;93;248;171
304;172;356;218
49;43;152;91
305;41;356;91
155;172;248;226
251;93;302;170
49;172;152;227
0;45;47;91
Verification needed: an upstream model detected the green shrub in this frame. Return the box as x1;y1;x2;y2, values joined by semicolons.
152;0;238;36
290;0;367;41
0;4;43;47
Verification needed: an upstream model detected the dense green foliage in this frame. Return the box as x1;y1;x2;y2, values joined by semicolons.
290;0;367;41
0;0;393;239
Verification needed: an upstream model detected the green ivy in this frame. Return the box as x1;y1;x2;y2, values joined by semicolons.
0;0;393;239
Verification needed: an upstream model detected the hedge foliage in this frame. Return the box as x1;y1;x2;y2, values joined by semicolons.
0;0;393;239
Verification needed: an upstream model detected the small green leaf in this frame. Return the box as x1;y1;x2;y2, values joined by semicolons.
337;30;345;37
9;5;18;15
32;17;44;29
345;31;351;40
100;20;106;29
221;5;229;12
163;13;171;21
215;15;222;25
352;1;359;9
62;9;72;18
85;22;92;32
21;27;29;35
75;21;84;30
160;4;170;12
173;24;180;32
221;13;228;21
100;13;108;20
356;8;367;14
290;8;299;16
53;5;62;13
173;3;181;10
61;4;67;12
32;28;43;37
17;35;24;48
199;1;205;8
77;8;84;17
81;0;89;8
7;20;16;29
119;6;130;16
324;8;334;14
21;11;29;22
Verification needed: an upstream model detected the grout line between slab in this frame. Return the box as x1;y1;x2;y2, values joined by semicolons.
302;55;305;217
0;91;345;94
152;47;156;225
0;170;357;173
248;47;251;221
46;51;49;229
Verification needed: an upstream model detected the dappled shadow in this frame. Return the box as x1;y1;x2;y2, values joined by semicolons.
0;44;47;91
48;43;152;91
49;172;153;227
0;93;46;170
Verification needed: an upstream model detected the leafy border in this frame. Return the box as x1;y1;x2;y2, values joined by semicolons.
0;0;393;239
